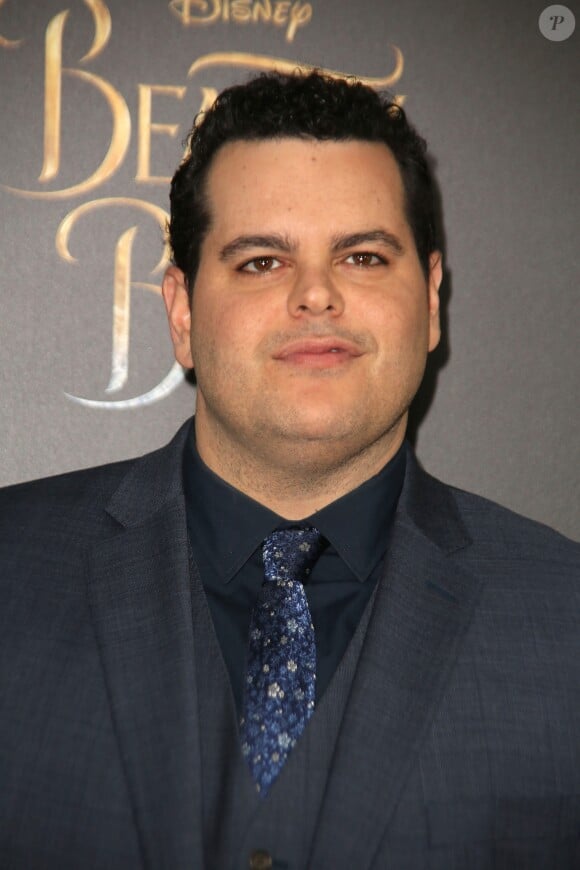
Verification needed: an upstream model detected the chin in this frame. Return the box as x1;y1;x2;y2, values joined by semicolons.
267;407;365;444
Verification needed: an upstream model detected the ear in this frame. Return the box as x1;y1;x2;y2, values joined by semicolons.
162;266;194;368
427;251;443;352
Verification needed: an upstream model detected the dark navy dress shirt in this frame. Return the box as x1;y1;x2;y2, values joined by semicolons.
183;434;406;713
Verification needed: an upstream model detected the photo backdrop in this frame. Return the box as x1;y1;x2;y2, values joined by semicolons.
0;0;578;538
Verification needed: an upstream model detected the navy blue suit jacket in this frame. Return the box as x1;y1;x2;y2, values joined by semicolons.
1;420;579;868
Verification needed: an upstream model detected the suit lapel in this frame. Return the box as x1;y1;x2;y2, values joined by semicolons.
309;451;483;870
86;428;482;869
87;422;205;870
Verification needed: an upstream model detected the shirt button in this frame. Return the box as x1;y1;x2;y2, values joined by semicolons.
249;849;273;870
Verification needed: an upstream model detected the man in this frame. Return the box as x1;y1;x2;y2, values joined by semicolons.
0;72;578;870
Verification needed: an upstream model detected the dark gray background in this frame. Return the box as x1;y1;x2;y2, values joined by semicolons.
0;0;578;538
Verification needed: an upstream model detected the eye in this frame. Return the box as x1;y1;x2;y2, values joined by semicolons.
240;256;283;273
345;252;386;267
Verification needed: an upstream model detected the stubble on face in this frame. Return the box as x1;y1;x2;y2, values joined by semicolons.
179;139;440;515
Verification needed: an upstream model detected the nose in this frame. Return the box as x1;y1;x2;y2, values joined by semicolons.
287;266;345;318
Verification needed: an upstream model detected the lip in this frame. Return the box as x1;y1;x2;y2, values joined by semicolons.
272;338;364;368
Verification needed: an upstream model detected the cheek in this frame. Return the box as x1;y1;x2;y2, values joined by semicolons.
190;296;263;370
373;298;429;349
189;298;220;369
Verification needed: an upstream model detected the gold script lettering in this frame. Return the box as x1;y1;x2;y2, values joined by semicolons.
188;48;404;93
231;0;252;24
56;198;175;400
169;0;220;26
5;0;131;199
252;0;271;24
109;226;138;392
272;1;290;27
64;362;185;410
136;84;187;184
0;0;23;48
169;0;311;42
197;86;220;114
286;2;311;42
81;0;112;62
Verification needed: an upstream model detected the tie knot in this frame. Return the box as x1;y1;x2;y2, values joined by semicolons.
262;527;324;584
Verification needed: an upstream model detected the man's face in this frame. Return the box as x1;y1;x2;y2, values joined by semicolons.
164;138;441;473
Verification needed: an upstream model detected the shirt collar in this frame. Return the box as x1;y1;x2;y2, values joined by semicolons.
183;431;406;584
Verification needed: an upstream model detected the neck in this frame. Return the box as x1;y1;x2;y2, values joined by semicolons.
194;415;406;520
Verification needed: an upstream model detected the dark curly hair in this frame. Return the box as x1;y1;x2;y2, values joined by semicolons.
168;70;437;294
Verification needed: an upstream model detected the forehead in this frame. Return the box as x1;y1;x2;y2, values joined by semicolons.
203;138;409;236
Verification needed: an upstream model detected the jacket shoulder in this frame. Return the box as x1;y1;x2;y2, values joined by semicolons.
405;449;578;558
448;482;578;552
0;460;148;605
0;419;192;558
406;459;580;613
423;474;580;589
0;459;138;540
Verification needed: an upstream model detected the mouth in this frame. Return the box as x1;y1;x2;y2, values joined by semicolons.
272;338;364;369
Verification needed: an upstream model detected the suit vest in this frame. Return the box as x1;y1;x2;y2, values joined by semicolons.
189;555;377;870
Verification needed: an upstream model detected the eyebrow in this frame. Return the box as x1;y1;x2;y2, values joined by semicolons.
330;230;405;256
218;228;405;262
219;234;294;261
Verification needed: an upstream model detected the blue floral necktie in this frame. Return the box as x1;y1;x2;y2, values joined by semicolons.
240;527;324;796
